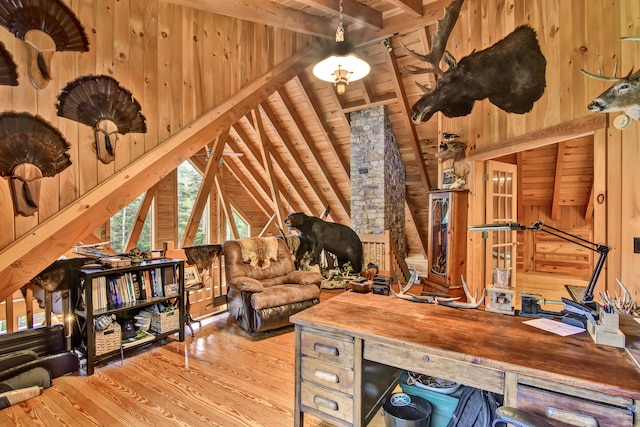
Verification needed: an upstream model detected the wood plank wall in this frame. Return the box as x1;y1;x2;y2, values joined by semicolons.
440;0;640;299
0;1;312;295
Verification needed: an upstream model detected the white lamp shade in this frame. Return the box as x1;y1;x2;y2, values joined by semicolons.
312;51;370;83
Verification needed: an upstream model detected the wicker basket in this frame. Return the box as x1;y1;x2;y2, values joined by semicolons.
95;322;122;355
150;310;179;334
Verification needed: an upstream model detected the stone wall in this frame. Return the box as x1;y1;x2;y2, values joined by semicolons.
350;106;406;256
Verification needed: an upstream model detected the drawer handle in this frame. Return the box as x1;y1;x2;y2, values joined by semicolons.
546;407;599;427
423;355;430;362
314;395;338;411
314;369;339;383
313;342;339;356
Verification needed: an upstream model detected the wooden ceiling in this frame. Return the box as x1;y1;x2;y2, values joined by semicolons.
170;0;593;258
170;0;451;256
0;0;599;298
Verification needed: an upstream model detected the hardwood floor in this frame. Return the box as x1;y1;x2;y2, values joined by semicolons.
0;290;388;426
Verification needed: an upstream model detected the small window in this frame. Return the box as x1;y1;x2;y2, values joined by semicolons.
226;208;249;239
178;161;207;245
110;193;151;253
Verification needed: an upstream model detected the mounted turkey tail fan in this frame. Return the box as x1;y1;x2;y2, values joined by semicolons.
0;0;89;89
0;112;71;216
0;42;18;86
56;75;147;164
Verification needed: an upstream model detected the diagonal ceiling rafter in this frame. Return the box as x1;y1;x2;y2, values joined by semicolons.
259;102;323;215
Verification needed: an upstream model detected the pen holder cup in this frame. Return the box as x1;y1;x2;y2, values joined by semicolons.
587;308;625;348
599;309;619;333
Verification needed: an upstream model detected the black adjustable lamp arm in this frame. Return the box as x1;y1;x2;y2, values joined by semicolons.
529;221;611;305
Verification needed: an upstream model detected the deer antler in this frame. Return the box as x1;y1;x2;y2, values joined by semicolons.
390;278;458;304
581;58;623;81
436;276;485;309
390;275;483;309
402;0;464;78
581;37;639;81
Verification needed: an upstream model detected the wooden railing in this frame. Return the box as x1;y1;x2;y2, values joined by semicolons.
0;287;61;334
163;242;227;319
1;233;406;333
360;231;408;282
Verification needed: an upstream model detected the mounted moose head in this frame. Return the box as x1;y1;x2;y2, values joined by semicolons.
404;0;547;124
582;37;640;122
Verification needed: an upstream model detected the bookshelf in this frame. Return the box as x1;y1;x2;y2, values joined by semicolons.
74;259;185;375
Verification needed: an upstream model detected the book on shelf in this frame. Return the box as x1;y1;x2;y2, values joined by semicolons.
121;329;156;349
90;263;176;310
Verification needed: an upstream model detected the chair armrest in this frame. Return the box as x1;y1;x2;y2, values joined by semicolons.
493;407;556;427
229;276;264;292
284;270;323;285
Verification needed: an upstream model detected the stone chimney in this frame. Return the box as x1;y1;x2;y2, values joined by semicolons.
350;106;405;256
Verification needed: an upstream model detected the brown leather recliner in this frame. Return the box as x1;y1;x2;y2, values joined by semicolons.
223;237;322;334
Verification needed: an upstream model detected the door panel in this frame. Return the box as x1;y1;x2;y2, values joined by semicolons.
485;161;518;291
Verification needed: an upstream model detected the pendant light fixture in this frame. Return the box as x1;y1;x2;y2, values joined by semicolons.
312;0;370;95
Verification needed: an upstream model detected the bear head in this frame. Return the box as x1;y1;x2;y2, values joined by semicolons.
284;212;307;229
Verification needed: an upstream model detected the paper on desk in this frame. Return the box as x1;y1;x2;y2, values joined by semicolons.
523;318;585;336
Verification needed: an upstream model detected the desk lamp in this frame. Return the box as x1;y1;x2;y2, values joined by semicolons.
469;221;610;327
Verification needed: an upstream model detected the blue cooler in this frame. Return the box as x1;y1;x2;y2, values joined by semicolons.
398;371;461;427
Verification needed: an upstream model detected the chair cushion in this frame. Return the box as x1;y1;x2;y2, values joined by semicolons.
251;284;320;310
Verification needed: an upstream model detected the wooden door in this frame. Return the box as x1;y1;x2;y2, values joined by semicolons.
485;161;518;291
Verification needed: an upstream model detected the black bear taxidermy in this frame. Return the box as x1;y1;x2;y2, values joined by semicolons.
284;212;363;273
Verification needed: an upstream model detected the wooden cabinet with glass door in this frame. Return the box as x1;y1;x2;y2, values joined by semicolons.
422;189;469;298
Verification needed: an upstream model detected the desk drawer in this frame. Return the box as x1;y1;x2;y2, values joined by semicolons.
364;341;504;394
517;384;633;427
300;329;354;367
301;380;353;424
301;356;354;394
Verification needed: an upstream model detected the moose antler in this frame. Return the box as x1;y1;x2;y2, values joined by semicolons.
402;0;464;77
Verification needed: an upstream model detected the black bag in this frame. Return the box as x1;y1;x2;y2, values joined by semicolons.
447;386;502;427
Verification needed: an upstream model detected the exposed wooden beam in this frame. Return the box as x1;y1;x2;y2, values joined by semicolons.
260;101;323;214
384;41;432;191
124;184;158;252
222;154;273;217
278;81;350;217
215;174;239;239
239;112;309;216
259;213;278;237
166;0;335;39
181;130;230;247
468;114;607;161
0;46;322;300
341;91;396;113
227;127;276;209
550;141;566;221
386;0;423;17
294;0;383;31
350;0;447;46
290;77;350;181
517;152;524;220
585;184;594;221
253;107;288;230
404;200;428;258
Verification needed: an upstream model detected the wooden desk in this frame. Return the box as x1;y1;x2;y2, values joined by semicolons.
291;291;640;427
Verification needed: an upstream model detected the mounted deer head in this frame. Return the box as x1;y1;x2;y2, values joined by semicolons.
582;37;640;121
404;0;547;124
